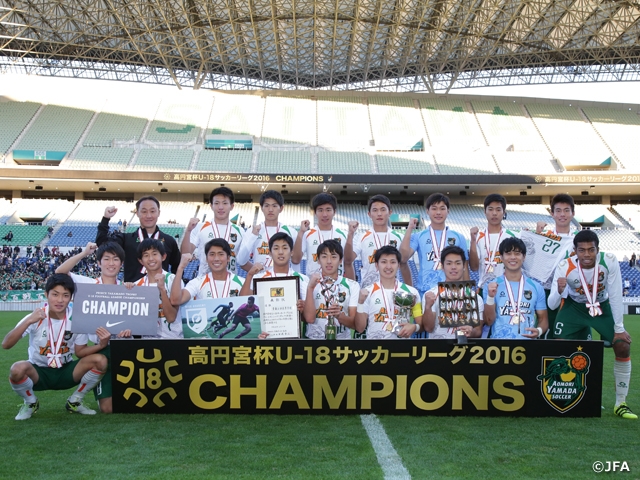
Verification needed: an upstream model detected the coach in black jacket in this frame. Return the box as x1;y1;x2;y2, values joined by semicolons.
96;196;181;282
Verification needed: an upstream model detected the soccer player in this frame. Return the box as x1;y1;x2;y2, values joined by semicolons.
2;274;107;420
483;237;548;339
181;187;248;275
56;241;131;413
400;193;467;298
218;296;260;339
304;240;360;339
469;194;519;294
522;193;578;338
344;194;410;288
244;232;309;293
209;302;235;333
422;246;484;339
135;238;182;338
548;230;636;419
96;196;180;282
236;190;298;270
171;238;244;305
354;246;422;339
292;193;347;276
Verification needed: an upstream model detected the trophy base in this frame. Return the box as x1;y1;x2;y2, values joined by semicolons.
456;330;468;345
325;325;337;340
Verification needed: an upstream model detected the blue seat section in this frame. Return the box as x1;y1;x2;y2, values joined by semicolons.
619;262;640;297
47;226;109;247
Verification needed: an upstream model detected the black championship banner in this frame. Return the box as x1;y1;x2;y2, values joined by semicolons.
111;339;603;416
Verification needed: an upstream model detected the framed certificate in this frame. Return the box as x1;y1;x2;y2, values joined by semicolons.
253;276;301;339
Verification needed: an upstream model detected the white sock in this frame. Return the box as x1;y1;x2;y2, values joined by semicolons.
614;358;631;406
10;376;37;404
68;369;103;403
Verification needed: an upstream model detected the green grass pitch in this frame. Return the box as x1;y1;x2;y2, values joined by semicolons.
0;312;638;479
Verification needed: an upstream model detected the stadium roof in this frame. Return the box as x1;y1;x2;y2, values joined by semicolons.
1;0;640;92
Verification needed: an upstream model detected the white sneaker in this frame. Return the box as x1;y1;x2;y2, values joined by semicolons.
66;399;97;415
15;400;39;420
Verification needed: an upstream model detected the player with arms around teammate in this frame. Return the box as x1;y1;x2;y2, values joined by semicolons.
135;239;181;338
292;193;347;277
344;194;411;288
2;274;107;420
236;190;298;270
422;246;484;339
304;240;360;339
355;246;422;339
483;238;548;340
548;230;636;419
521;193;578;338
182;187;249;276
56;241;131;413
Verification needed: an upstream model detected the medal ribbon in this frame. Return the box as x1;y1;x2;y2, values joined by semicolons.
138;228;161;274
262;223;281;267
208;272;231;298
429;227;448;270
372;229;389;252
504;275;525;325
380;280;398;327
45;303;70;369
578;263;602;317
211;221;231;243
318;227;335;244
484;228;504;274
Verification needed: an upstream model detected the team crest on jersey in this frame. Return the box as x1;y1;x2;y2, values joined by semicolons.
230;233;237;242
499;291;506;297
334;238;342;244
64;331;73;341
208;233;214;238
338;291;346;303
375;298;381;304
447;238;455;246
313;240;318;245
315;293;322;299
389;240;397;247
368;242;374;247
524;290;532;300
537;349;591;413
598;272;605;282
230;289;239;296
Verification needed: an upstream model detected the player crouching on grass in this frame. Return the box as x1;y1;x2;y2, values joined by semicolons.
548;230;637;419
2;274;107;420
354;246;422;339
304;240;360;339
422;246;483;339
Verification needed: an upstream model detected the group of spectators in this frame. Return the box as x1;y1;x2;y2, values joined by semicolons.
0;245;100;291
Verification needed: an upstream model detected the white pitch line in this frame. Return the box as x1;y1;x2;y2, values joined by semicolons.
360;414;411;480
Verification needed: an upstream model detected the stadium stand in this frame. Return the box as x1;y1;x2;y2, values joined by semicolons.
574;204;625;229
368;97;425;151
420;97;486;151
581;107;640;170
435;152;499;175
146;97;212;143
132;149;194;171
261;96;316;145
376;152;435;175
66;147;134;170
0;101;40;155
195;150;252;172
0;225;49;246
64;200;134;226
128;201;198;229
83;113;147;147
208;93;264;137
525;104;612;169
317;151;371;174
14;104;94;152
612;204;640;231
317;97;371;151
257;151;311;174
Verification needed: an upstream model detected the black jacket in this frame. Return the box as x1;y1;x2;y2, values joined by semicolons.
96;217;181;282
